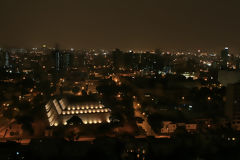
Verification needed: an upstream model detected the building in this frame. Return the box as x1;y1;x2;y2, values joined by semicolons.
225;83;240;130
185;124;197;132
161;121;177;134
236;59;240;70
53;49;73;72
0;51;12;69
4;51;10;68
220;47;229;70
76;80;99;94
218;70;240;86
45;98;111;126
53;49;61;71
63;52;72;69
160;121;197;134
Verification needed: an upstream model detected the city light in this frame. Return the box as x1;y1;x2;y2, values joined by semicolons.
0;1;239;159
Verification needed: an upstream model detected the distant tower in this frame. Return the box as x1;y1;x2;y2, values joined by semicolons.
63;52;73;69
56;50;60;71
42;44;47;53
42;44;47;48
53;49;72;72
112;48;122;70
4;51;10;68
53;44;62;71
220;47;229;70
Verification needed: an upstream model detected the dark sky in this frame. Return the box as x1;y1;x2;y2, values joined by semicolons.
0;0;240;53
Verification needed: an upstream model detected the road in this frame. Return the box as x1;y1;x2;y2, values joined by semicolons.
133;100;156;136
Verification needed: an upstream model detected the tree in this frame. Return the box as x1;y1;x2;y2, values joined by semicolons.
72;86;80;94
16;115;34;135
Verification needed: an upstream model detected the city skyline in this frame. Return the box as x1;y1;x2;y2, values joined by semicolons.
0;0;240;53
1;1;240;159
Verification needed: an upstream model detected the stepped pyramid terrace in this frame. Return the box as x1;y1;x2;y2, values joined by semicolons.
45;98;111;126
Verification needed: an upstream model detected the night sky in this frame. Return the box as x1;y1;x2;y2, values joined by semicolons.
0;0;240;52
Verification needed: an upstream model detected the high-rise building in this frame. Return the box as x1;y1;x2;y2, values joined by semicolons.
55;50;61;71
220;47;229;70
53;49;73;72
52;49;64;72
63;52;73;69
112;48;123;70
225;83;240;130
5;51;10;68
0;51;13;69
